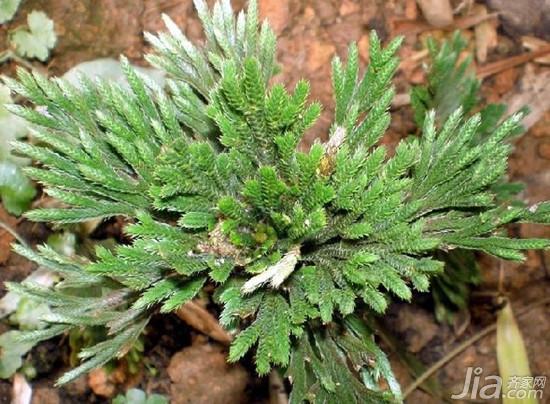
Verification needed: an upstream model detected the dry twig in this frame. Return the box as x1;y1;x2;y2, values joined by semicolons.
477;46;550;79
176;300;233;345
402;296;550;399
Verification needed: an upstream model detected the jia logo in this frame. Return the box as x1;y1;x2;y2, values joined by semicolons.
451;367;546;400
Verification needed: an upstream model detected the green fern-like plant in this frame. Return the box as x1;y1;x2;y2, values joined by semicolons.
4;1;550;402
411;32;527;323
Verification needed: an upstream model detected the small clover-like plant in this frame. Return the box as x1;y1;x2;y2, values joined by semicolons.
10;10;57;62
0;8;57;64
3;1;550;402
0;5;56;214
113;388;168;404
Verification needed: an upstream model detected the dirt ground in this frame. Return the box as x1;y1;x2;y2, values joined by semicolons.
0;0;549;403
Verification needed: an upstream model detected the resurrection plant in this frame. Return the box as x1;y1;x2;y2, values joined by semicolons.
4;1;550;402
411;32;526;324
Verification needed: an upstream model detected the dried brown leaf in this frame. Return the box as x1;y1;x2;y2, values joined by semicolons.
522;36;550;65
474;5;498;63
176;300;233;345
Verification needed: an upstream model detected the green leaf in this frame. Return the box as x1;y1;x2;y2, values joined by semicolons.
497;300;537;404
159;277;206;313
178;211;216;229
0;0;21;24
286;318;401;403
0;83;35;214
113;388;169;404
9;296;52;330
229;293;292;375
0;161;36;215
11;10;57;61
0;330;34;378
